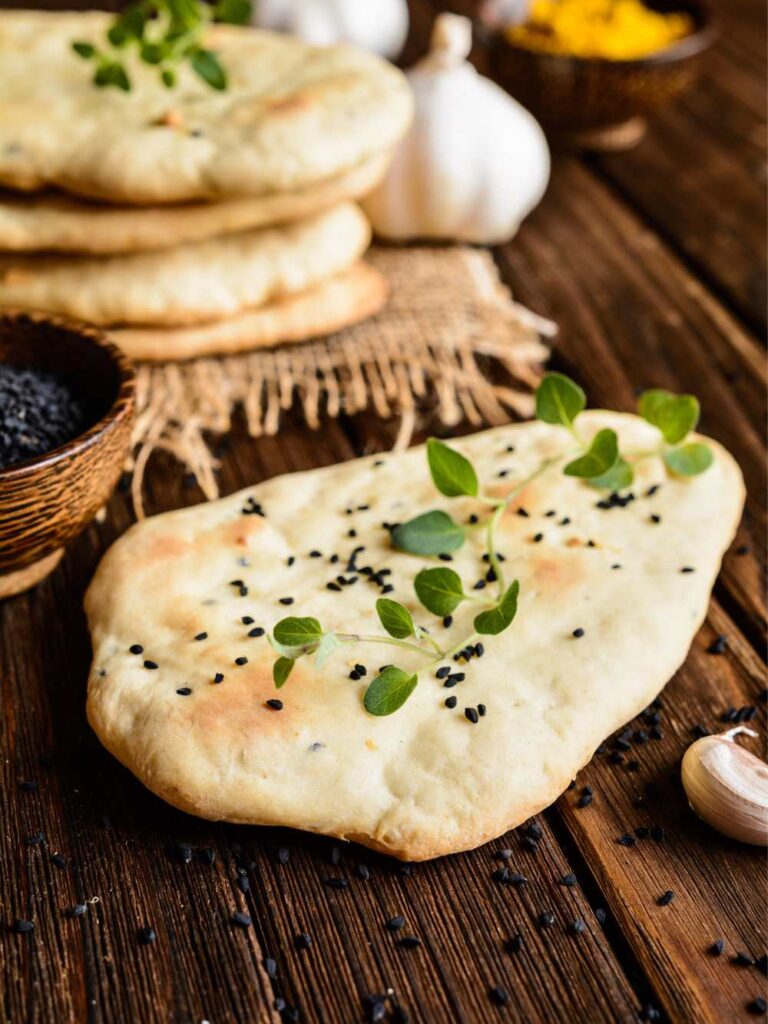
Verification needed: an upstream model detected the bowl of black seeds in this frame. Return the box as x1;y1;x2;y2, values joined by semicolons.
0;310;135;598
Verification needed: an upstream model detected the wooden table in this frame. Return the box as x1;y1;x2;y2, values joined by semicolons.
2;2;766;1022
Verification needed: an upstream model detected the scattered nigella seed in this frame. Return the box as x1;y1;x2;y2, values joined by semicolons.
570;919;586;935
386;915;405;931
489;986;509;1006
559;873;577;887
572;628;585;638
129;644;143;655
595;908;607;925
445;696;457;709
176;687;192;696
733;952;756;967
710;938;725;957
266;699;283;711
194;632;207;641
248;627;265;638
324;878;348;890
747;997;767;1016
279;597;294;606
465;708;479;724
658;890;675;906
137;926;156;944
397;935;421;950
235;657;248;666
538;911;555;929
230;912;251;929
143;660;158;670
213;673;224;684
707;635;728;655
506;933;524;954
295;932;312;950
617;834;636;847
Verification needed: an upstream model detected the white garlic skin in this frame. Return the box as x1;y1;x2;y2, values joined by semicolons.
681;727;768;846
253;0;409;61
362;14;550;244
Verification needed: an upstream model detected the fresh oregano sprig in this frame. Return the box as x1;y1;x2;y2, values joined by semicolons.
268;373;713;716
72;0;251;93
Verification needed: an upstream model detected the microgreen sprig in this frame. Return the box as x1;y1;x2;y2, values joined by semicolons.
72;0;252;93
268;373;713;717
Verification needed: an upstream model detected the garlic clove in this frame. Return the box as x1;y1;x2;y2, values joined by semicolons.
681;727;768;846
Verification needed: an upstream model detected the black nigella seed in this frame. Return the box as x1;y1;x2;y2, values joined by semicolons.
691;723;709;739
533;533;543;543
241;616;254;624
650;514;661;524
64;904;87;919
442;615;453;628
710;938;725;957
277;847;290;865
651;826;666;844
438;553;453;562
279;597;294;606
137;926;156;944
478;703;487;717
266;699;283;711
517;508;529;518
230;912;251;929
248;627;265;638
706;634;728;655
235;657;248;666
617;834;636;847
506;933;524;954
295;932;312;950
237;876;250;894
445;696;457;709
680;566;695;573
324;878;348;890
25;831;45;846
465;708;479;724
756;954;768;977
357;864;370;881
213;673;224;684
527;822;543;840
386;915;405;931
577;791;593;809
570;918;586;935
11;919;34;934
489;986;509;1006
354;664;366;675
19;780;39;792
263;957;278;979
747;997;767;1015
176;687;192;696
595;908;607;925
658;890;675;906
143;660;158;670
733;952;755;967
538;911;555;929
309;550;322;558
287;556;295;566
436;666;450;679
129;644;143;655
572;627;585;638
51;853;67;869
559;873;577;887
397;935;421;950
194;632;208;641
495;848;513;861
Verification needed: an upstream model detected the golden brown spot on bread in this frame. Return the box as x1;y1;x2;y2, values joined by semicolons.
216;516;266;549
366;739;377;751
529;554;586;592
145;534;193;561
186;662;298;737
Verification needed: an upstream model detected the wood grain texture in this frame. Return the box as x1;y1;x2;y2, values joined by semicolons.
1;1;766;1022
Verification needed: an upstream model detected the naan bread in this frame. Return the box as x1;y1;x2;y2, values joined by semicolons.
108;262;387;361
0;11;412;204
85;414;744;860
0;154;390;255
0;202;370;326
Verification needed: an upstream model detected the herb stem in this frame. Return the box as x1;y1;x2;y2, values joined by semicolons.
337;634;431;657
486;503;506;596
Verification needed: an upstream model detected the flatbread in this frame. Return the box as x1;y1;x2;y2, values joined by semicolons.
109;262;387;361
0;11;412;204
0;153;391;255
85;414;745;860
0;202;370;326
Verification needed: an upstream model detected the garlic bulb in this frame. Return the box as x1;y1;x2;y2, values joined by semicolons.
362;13;550;244
681;727;768;846
253;0;409;61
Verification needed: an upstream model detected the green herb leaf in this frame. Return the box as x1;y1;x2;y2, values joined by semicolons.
376;599;415;639
564;428;619;479
214;0;252;24
363;666;418;716
161;68;177;88
414;567;465;617
391;510;465;556
141;41;166;65
94;61;131;91
473;580;520;636
588;456;633;491
273;657;294;688
72;40;96;59
535;372;586;429
663;442;714;476
315;632;342;669
191;48;227;90
638;390;699;445
273;616;323;649
426;438;479;498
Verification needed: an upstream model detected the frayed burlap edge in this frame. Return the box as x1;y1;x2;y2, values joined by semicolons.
129;246;556;517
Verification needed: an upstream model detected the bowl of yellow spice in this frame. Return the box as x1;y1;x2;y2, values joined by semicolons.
481;0;717;148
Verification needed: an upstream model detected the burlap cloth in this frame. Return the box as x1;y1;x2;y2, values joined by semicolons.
130;246;556;515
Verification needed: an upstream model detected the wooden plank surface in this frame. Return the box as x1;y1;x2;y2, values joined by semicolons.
1;1;766;1022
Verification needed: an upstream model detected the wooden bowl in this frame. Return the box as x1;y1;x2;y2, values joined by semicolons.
0;311;135;599
484;0;717;148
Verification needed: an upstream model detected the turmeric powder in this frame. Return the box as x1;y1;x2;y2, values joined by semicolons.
506;0;694;60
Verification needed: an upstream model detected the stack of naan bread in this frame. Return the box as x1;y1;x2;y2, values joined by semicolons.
0;11;413;360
